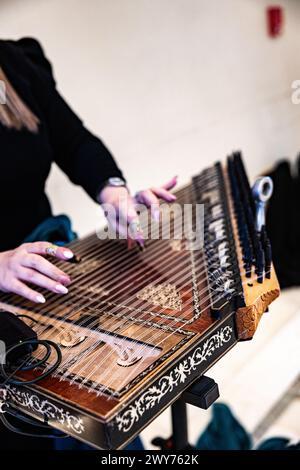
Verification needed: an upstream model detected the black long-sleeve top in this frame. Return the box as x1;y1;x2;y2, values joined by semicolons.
0;38;124;251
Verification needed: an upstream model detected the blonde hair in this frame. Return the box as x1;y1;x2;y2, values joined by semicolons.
0;67;39;133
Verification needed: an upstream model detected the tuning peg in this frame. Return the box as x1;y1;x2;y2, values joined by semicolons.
252;177;273;232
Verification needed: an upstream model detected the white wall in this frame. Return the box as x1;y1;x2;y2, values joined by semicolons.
1;0;300;235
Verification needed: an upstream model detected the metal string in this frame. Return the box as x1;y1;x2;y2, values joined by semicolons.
0;168;254;394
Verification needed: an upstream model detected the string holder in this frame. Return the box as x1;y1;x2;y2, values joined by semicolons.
152;375;219;450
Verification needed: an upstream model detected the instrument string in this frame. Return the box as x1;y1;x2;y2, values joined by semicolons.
56;251;222;383
32;182;227;354
30;220;226;374
27;214;227;375
100;266;270;398
10;180;232;378
55;224;234;386
24;182;211;341
1;168;252;393
0;180;200;309
65;176;253;392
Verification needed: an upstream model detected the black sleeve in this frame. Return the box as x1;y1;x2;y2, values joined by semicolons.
17;37;125;201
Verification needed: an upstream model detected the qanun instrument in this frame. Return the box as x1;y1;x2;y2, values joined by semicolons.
0;153;280;449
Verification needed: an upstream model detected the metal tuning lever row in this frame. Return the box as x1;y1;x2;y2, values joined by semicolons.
228;152;273;283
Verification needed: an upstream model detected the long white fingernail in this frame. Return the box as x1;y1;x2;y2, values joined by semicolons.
55;284;68;294
63;251;73;259
36;295;46;303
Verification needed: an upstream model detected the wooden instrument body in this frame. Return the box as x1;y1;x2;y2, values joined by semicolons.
0;308;237;449
0;159;279;449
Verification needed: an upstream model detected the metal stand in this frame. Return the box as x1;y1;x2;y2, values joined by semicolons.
171;397;189;450
152;375;219;450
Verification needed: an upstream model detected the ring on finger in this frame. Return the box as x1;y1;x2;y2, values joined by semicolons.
45;244;57;257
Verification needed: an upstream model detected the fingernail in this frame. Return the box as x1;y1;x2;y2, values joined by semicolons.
63;251;74;259
55;284;69;294
59;276;71;286
36;295;46;303
168;195;176;201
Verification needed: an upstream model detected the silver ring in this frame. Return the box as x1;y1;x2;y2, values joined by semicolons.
45;244;57;256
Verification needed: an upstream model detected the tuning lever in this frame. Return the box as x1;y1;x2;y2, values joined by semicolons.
252;177;273;232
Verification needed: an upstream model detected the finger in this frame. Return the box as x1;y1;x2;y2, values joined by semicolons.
10;279;46;304
117;196;145;243
118;196;138;224
106;213;129;240
151;187;177;202
24;242;74;261
105;211;143;245
136;189;158;206
136;189;160;221
18;268;69;295
22;254;71;285
162;176;178;191
114;215;145;244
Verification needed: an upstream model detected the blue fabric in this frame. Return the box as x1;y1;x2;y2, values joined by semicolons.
123;436;144;451
196;403;299;451
23;214;77;245
196;403;252;450
257;437;300;451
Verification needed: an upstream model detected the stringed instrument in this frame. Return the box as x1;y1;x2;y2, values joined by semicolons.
0;153;280;449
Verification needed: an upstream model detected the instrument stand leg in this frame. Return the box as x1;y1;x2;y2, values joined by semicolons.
151;375;219;451
171;396;193;450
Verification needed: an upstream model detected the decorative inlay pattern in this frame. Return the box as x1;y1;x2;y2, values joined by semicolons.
0;386;85;434
115;325;233;432
137;283;183;311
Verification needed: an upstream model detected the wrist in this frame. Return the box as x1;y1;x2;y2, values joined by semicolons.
97;177;128;203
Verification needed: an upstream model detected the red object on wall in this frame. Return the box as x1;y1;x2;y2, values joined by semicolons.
267;6;284;38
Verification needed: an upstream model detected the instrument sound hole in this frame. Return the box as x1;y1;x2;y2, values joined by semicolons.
59;330;87;348
116;355;142;367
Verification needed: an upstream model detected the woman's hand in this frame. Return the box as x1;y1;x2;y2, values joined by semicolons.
0;242;73;303
98;177;177;244
134;176;178;219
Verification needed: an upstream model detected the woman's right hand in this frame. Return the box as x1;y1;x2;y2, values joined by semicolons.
0;242;74;304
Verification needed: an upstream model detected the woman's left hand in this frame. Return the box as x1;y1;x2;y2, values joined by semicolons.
98;176;177;245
